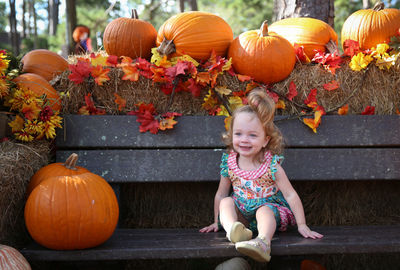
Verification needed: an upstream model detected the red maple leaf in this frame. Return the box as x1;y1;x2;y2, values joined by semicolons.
323;80;340;91
304;88;318;108
343;39;360;58
266;90;279;103
312;50;342;75
166;60;197;78
187;78;202;97
68;60;91;84
78;93;106;115
293;43;310;63
361;106;375;115
287;81;298;101
129;103;160;134
162;112;182;118
151;66;172;84
107;55;118;67
136;58;153;79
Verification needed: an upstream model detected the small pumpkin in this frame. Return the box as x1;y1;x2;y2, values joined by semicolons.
13;73;61;111
0;244;31;270
21;49;69;81
341;2;400;50
156;11;233;61
25;172;119;250
103;9;157;59
269;17;338;59
228;21;296;84
26;153;89;196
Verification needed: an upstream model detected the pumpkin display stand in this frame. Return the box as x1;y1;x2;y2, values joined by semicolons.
46;52;400;270
0;140;51;247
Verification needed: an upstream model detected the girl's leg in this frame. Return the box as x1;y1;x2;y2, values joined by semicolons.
219;197;252;243
235;205;276;262
255;205;276;243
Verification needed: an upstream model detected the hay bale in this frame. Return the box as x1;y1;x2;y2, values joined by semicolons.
0;140;51;247
55;56;400;116
274;60;400;115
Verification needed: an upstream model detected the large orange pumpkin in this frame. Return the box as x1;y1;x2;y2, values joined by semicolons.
156;11;233;61
341;2;400;50
0;245;31;270
26;153;89;196
228;21;296;84
268;17;338;59
21;49;68;81
25;173;119;250
103;9;157;59
13;73;61;111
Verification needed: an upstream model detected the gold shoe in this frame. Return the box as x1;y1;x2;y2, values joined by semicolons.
227;222;253;243
235;236;271;262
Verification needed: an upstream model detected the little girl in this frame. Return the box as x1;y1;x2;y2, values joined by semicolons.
200;88;323;262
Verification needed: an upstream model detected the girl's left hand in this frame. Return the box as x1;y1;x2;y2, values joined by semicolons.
298;224;324;239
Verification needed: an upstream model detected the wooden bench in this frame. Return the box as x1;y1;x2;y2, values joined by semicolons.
20;115;400;265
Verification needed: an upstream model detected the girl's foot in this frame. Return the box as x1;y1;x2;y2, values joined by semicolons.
235;236;271;262
227;222;253;243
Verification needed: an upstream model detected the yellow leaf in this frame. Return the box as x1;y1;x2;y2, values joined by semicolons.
303;110;323;133
171;54;199;67
90;54;108;67
222;58;232;72
215;86;232;96
275;99;286;109
375;53;399;70
349;52;373;71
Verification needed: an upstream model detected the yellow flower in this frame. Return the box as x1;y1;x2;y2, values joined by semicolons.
24;119;42;135
0;53;10;75
40;114;62;139
8;88;41;111
372;43;390;59
349;52;373;71
375;52;399;70
8;115;25;132
14;129;34;142
0;78;9;98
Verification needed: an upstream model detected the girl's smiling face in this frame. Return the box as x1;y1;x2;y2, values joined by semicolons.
232;112;270;160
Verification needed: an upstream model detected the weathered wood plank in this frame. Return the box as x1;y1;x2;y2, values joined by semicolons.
56;115;400;148
57;148;400;182
21;225;400;261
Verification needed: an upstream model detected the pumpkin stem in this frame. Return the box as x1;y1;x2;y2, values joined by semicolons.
131;9;139;19
157;36;176;56
260;20;269;37
373;1;384;11
64;153;79;170
325;39;338;54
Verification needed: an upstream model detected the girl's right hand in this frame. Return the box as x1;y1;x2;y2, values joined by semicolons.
199;222;219;233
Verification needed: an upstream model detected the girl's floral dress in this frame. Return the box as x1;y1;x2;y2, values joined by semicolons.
220;150;296;233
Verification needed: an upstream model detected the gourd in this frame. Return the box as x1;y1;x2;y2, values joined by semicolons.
341;2;400;50
26;153;89;196
269;17;338;59
25;172;119;250
156;11;233;61
13;73;61;112
103;9;157;59
21;49;68;81
0;244;31;270
228;21;296;84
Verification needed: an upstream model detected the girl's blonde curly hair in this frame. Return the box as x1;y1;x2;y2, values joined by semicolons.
222;87;284;157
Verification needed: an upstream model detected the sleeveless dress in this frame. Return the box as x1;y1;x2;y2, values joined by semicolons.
220;151;296;233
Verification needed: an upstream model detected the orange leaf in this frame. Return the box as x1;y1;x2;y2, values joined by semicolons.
224;116;231;131
159;117;178;131
121;64;139;82
114;93;126;111
396;108;400;115
338;104;349;115
196;72;211;86
303;110;324;133
237;74;252;82
90;65;110;86
323;80;339;91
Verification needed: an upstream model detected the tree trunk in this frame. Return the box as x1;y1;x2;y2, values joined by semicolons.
32;0;38;49
363;0;370;9
274;0;335;27
179;0;198;12
65;0;77;54
48;0;60;36
8;0;19;55
22;0;26;38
